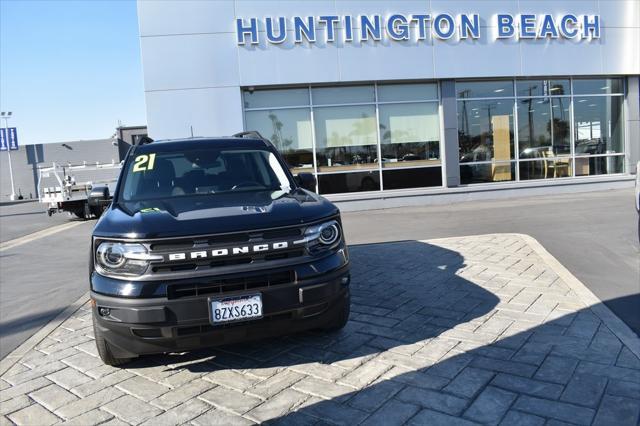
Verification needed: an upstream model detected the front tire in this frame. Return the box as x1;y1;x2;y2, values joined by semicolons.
92;314;133;367
323;292;351;331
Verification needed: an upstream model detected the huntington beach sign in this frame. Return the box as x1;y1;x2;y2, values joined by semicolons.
236;13;600;45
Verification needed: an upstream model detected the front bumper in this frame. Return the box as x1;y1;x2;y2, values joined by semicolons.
90;263;350;358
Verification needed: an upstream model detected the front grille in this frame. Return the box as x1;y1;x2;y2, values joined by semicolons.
167;270;295;300
175;312;294;336
146;225;306;278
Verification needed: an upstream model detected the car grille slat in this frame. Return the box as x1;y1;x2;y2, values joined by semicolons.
166;270;296;300
175;311;295;336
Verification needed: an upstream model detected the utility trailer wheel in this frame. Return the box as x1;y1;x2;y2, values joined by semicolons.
90;205;105;219
73;202;91;220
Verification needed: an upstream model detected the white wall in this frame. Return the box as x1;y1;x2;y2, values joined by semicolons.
137;0;640;139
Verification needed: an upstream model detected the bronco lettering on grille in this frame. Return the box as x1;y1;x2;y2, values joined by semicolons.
166;241;295;261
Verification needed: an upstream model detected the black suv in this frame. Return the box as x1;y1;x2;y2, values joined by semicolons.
89;133;350;366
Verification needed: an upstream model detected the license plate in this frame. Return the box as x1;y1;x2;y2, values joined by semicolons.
210;294;263;324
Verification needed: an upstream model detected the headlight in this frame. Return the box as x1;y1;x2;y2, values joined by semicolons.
319;222;340;245
298;220;342;250
95;242;160;277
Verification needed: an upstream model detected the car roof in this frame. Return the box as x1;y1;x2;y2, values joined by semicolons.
135;137;270;152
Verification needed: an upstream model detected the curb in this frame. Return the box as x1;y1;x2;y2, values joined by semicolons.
0;221;85;252
0;291;90;376
0;200;37;207
517;233;640;360
427;233;640;360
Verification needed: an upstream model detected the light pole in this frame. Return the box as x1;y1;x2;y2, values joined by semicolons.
1;111;17;200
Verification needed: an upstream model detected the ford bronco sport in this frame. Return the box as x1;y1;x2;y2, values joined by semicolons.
89;132;350;366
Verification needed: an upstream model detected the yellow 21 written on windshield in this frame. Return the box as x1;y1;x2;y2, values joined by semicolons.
132;153;156;173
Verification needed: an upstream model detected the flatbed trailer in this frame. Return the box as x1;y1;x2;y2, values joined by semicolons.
37;161;121;219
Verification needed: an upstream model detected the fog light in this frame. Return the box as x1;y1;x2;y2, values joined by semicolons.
98;307;111;317
340;276;350;286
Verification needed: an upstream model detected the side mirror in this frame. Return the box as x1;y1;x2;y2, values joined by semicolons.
88;186;111;207
295;173;317;192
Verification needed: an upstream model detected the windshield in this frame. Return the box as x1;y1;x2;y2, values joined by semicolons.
120;147;292;202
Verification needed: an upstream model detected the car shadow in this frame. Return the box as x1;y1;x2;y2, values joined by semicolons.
269;298;640;426
127;240;500;375
0;308;66;339
111;240;640;424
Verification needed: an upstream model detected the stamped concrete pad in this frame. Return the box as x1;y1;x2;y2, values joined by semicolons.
1;234;639;425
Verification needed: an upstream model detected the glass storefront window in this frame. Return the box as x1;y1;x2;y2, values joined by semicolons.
517;97;571;159
458;99;515;163
517;80;543;97
460;162;515;184
378;102;440;168
318;171;380;194
516;79;570;97
382;167;442;190
242;76;627;193
518;98;551;155
377;83;438;102
574;155;624;176
548;80;571;96
243;88;309;109
243;84;443;194
244;108;313;174
551;98;571;152
519;159;572;180
574;95;623;155
311;86;375;105
573;78;623;95
457;80;514;99
314;105;378;172
457;77;625;184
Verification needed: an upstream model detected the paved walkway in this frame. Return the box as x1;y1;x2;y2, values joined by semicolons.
1;234;639;425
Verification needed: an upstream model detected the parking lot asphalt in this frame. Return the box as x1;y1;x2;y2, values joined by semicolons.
0;201;73;243
0;189;637;361
0;221;93;359
341;188;640;336
1;234;639;425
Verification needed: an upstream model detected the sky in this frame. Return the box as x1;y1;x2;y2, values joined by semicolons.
0;0;146;145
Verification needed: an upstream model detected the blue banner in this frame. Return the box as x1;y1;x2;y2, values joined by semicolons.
7;127;18;150
0;128;6;151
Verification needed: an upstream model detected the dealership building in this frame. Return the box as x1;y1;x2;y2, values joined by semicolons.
137;1;639;207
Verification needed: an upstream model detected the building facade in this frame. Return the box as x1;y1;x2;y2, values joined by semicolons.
0;126;147;201
137;0;640;204
0;139;120;201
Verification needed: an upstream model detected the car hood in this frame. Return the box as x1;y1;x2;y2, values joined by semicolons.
93;189;338;239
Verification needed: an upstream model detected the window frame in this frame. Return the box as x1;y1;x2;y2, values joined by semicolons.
455;76;626;185
243;82;444;194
